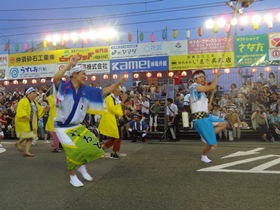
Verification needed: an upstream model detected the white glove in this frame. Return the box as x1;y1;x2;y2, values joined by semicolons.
142;133;146;137
128;128;132;132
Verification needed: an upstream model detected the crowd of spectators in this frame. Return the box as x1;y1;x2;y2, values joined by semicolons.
0;71;279;145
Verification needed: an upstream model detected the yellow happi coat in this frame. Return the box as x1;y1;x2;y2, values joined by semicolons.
45;95;56;132
98;94;123;139
15;97;45;135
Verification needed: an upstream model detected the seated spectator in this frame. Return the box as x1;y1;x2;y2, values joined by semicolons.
267;72;277;91
120;108;133;140
271;99;280;115
127;113;149;142
251;107;269;142
252;99;266;113
229;83;238;99
256;72;267;85
239;83;250;95
235;93;247;121
226;108;242;141
268;92;278;112
225;98;237;115
258;90;269;107
267;110;280;141
140;96;150;119
218;93;230;108
248;87;259;108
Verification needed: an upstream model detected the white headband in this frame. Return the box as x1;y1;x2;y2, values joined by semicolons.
193;73;206;79
69;65;85;76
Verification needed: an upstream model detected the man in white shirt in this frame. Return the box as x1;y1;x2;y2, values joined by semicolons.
141;96;150;119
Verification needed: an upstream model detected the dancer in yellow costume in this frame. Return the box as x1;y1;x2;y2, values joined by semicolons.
15;87;48;157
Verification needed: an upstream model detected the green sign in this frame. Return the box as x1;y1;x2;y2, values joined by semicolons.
234;34;269;67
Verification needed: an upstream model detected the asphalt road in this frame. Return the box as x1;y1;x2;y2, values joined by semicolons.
1;138;280;210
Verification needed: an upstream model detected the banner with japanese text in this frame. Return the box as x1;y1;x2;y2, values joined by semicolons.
110;56;169;72
6;64;58;79
169;52;234;70
234;34;269;67
8;46;110;67
0;55;8;80
110;41;188;59
188;37;234;54
268;33;280;65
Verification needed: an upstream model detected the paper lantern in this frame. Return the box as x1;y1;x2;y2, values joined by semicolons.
4;43;9;51
224;68;230;74
253;23;259;31
124;74;129;79
146;72;152;78
264;66;271;72
212;25;218;33
173;30;178;39
198;27;203;37
15;44;19;52
32;79;37;84
50;78;54;83
212;69;218;74
62;40;66;47
186;30;190;39
22;79;28;84
133;73;139;79
250;68;257;73
103;74;109;80
41;78;46;83
162;30;167;40
24;43;28;51
238;68;242;74
43;40;47;48
4;81;9;86
156;72;162;78
13;80;18;85
150;33;155;42
112;74;118;80
91;75;96;81
83;39;88;45
168;72;174;78
128;33;132;42
140;32;144;41
181;71;187;77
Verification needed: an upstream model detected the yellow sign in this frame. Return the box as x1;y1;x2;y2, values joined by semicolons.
8;46;110;66
169;52;234;70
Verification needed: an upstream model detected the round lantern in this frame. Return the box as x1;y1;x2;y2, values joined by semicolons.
238;68;242;74
212;25;218;33
212;69;218;74
198;27;203;37
250;68;257;73
41;78;46;83
13;80;18;85
4;81;9;86
15;44;19;52
146;72;152;78
150;33;155;42
173;30;178;39
4;43;9;51
168;72;174;78
140;32;144;41
264;66;271;72
128;33;132;42
91;75;96;81
186;30;190;39
156;72;162;78
22;79;28;84
50;78;54;83
62;77;66;81
112;74;118;80
62;40;67;47
32;79;37;84
103;74;109;80
124;74;129;79
224;68;230;74
24;43;28;51
181;71;187;77
133;73;139;79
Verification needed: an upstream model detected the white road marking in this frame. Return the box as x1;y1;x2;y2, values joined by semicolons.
221;148;265;159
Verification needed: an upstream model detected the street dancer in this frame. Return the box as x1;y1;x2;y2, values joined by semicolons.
98;86;128;159
190;70;227;163
53;56;126;187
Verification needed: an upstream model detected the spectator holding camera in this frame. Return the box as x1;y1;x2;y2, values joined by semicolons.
166;98;180;140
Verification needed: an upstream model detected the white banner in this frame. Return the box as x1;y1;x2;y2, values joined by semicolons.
110;40;188;59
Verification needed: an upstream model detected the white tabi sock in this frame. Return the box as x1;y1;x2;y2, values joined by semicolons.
70;175;84;187
77;165;93;181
